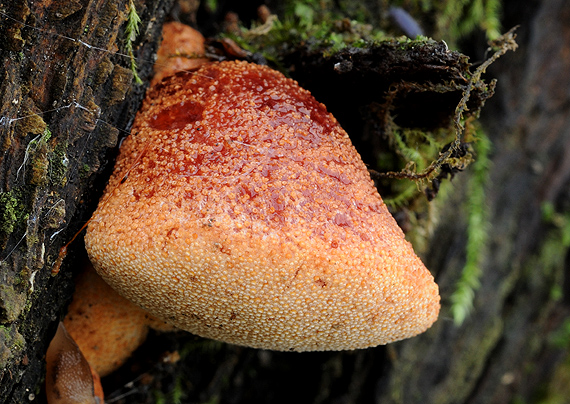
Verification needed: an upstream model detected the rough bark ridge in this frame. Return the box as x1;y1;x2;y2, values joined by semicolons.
0;0;173;402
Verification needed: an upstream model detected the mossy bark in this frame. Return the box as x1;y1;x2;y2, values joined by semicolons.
0;0;174;402
2;0;570;403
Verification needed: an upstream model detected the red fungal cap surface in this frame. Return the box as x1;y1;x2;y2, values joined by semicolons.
85;61;440;351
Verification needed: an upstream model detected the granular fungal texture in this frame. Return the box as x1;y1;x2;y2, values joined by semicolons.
85;61;440;351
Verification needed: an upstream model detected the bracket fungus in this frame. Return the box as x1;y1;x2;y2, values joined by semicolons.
45;322;104;404
151;21;208;85
63;261;174;377
85;57;439;351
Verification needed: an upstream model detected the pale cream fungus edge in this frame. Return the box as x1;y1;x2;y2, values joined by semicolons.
84;60;440;351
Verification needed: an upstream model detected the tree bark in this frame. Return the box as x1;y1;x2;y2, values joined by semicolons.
0;0;174;402
2;0;570;403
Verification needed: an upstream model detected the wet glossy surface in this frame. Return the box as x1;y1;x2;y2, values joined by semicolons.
86;61;439;352
117;61;388;245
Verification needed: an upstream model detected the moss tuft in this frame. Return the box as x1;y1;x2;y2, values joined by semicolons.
0;192;19;235
49;141;69;187
450;129;492;325
0;325;26;369
221;0;388;67
124;0;142;84
396;0;502;47
0;189;28;236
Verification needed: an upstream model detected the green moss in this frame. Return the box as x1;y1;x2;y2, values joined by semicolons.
520;202;570;306
222;0;388;66
49;141;69;187
225;0;502;68
124;0;142;84
0;325;26;369
205;0;218;12
533;330;570;404
0;191;19;235
154;377;186;404
396;0;502;47
179;338;224;357
450;129;492;325
550;319;570;349
0;127;55;240
511;205;570;403
382;28;516;191
0;282;28;323
0;189;28;236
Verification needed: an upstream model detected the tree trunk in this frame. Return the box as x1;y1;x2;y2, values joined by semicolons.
2;0;570;403
0;0;174;402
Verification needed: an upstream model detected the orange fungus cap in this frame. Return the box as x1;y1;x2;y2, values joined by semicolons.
85;61;440;351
